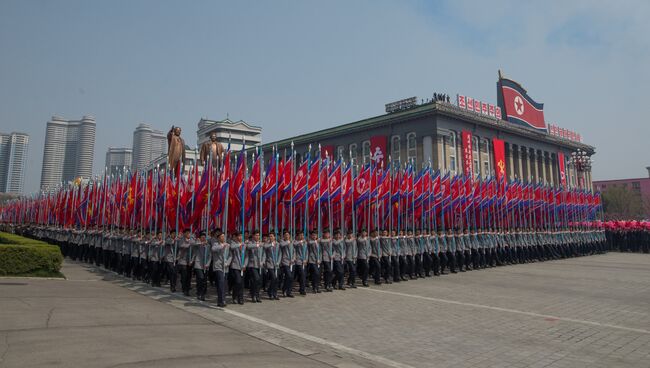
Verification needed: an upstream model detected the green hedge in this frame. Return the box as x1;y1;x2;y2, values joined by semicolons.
0;232;49;245
0;232;63;277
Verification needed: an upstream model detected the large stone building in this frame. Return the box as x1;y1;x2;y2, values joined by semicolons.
0;132;29;194
131;123;166;172
264;77;595;191
40;115;96;190
105;147;132;177
196;117;262;153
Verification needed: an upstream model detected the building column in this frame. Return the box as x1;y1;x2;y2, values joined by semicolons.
541;152;548;185
456;132;463;175
506;143;514;180
532;149;539;183
422;135;433;168
547;153;555;186
525;148;532;183
516;145;524;181
435;134;445;171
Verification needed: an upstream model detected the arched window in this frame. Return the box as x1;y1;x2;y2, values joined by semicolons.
362;140;371;164
481;138;491;177
445;132;456;173
337;146;345;161
406;132;416;165
349;143;358;164
391;135;400;165
472;136;480;177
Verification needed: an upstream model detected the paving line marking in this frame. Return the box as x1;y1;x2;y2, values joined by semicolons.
358;287;650;335
120;281;415;368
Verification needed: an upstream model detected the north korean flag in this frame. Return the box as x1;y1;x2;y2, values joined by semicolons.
498;78;546;131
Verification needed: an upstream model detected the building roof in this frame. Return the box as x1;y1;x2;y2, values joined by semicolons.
261;101;595;154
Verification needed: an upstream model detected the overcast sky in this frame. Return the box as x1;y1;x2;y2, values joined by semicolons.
1;0;648;193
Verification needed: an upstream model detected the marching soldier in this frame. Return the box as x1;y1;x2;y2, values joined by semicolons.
176;228;193;296
279;230;295;297
356;229;370;287
245;230;264;302
210;229;229;307
344;229;358;288
293;231;308;295
332;229;346;290
307;230;321;293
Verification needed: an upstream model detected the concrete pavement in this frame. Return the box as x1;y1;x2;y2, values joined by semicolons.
2;253;650;368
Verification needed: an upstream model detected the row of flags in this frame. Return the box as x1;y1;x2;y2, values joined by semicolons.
0;144;603;236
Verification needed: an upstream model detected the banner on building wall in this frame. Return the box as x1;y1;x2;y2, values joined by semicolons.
321;145;335;159
461;130;473;178
370;135;387;167
492;138;507;182
558;152;567;188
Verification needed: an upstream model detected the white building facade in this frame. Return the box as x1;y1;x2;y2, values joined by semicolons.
131;123;167;172
0;132;29;193
40;115;96;191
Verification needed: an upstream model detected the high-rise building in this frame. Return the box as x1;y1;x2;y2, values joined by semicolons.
105;147;132;177
40;115;96;190
131;123;167;172
0;132;29;194
196;117;262;152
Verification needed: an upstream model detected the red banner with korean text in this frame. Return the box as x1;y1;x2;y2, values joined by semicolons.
461;130;473;178
558;152;567;189
492;138;506;183
370;135;387;167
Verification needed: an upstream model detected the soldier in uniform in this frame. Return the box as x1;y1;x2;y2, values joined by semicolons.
279;230;295;297
263;232;280;300
320;229;334;292
176;228;193;296
332;228;346;290
356;229;370;287
210;229;230;307
344;229;358;288
306;230;321;293
163;230;178;292
192;231;209;301
149;230;163;287
390;230;401;281
245;230;264;302
380;229;393;283
368;229;382;285
228;231;245;304
293;231;308;295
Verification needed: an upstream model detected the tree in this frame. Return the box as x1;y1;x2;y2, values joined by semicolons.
601;186;644;220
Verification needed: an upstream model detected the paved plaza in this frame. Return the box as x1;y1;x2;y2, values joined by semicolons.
1;253;649;368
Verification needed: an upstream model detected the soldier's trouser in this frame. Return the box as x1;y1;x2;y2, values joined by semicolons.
178;264;191;293
165;261;177;291
399;256;408;277
414;253;423;276
446;251;456;272
406;255;414;277
150;261;161;286
293;264;307;293
432;252;440;275
281;265;293;295
333;261;344;287
345;260;357;286
246;268;261;298
463;250;471;269
422;252;432;276
381;256;392;281
322;261;333;288
356;259;369;284
229;268;243;301
455;250;464;270
194;269;207;297
213;270;226;304
307;263;320;290
391;256;400;280
369;257;381;283
265;268;278;298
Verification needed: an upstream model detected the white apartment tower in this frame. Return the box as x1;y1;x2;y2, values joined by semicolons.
131;123;167;172
0;132;29;193
40;115;96;190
